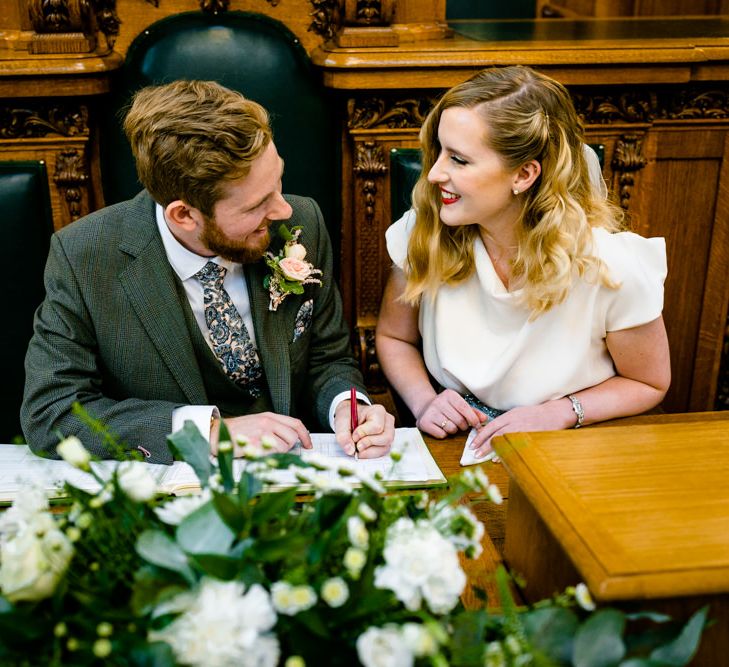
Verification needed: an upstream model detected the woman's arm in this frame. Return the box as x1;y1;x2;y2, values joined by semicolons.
376;267;483;436
469;315;671;456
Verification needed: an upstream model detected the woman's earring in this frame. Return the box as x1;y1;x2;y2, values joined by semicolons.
513;188;519;196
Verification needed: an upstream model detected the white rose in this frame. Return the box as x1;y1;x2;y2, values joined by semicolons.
356;626;413;667
285;243;307;260
154;489;212;525
57;436;91;470
278;257;312;282
0;515;73;602
117;461;158;502
0;486;49;543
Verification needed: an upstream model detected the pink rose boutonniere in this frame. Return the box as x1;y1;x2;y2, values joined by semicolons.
264;225;323;311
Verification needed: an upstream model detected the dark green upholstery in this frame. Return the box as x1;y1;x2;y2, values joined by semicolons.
0;162;53;442
100;11;339;252
389;144;606;223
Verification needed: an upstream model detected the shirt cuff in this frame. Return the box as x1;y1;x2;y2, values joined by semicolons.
328;391;370;431
171;405;220;442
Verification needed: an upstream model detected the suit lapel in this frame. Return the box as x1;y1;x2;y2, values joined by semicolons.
246;262;291;415
117;194;207;405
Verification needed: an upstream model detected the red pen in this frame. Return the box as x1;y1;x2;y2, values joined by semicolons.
350;386;359;458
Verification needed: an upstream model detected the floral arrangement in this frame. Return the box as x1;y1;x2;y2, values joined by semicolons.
264;224;322;311
0;419;707;667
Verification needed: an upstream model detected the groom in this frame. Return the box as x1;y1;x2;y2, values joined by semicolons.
21;80;394;463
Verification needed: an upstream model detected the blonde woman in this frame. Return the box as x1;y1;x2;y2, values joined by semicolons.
376;66;670;459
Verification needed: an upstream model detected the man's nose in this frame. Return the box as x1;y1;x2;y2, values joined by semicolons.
269;192;293;220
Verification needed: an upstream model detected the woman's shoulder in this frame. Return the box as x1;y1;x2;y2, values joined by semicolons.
591;227;667;283
385;208;418;268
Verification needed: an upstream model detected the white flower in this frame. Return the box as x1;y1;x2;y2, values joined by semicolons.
0;511;74;602
428;502;485;558
285;243;307;260
57;436;90;470
149;579;278;667
487;483;503;505
574;582;596;611
347;515;369;549
374;518;465;614
343;547;367;579
321;577;349;608
356;626;413;667
117;462;157;502
0;486;49;543
271;581;317;615
357;502;377;522
154;489;212;525
401;623;438;657
485;641;507;667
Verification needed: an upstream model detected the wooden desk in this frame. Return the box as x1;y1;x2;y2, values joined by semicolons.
493;412;729;666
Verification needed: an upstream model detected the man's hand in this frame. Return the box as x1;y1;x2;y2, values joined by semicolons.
210;412;312;456
334;401;395;459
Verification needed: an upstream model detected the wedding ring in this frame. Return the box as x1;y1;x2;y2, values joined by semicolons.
440;419;448;429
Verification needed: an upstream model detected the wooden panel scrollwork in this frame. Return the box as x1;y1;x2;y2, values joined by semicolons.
53;149;90;223
348;96;437;130
610;134;647;210
0;104;88;139
309;0;342;40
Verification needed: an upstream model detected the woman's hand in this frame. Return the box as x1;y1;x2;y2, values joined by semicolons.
415;388;486;438
468;399;575;459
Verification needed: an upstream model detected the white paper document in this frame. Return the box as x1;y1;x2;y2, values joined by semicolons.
0;428;445;502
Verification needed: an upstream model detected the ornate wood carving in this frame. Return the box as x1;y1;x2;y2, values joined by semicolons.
573;90;655;125
309;0;341;41
200;0;230;13
354;325;385;390
54;149;89;222
0;104;89;139
656;89;729;120
353;140;387;223
610;134;647;210
348;96;437;130
91;0;121;48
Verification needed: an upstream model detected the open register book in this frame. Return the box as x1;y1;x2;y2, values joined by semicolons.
0;428;445;502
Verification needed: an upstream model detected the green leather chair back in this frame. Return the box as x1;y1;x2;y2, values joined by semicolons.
0;162;53;442
100;11;339;251
389;144;605;223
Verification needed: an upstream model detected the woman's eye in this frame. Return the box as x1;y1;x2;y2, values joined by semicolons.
450;155;467;165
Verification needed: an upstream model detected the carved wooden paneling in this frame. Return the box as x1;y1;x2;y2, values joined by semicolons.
309;0;341;40
53;148;90;223
611;133;647;210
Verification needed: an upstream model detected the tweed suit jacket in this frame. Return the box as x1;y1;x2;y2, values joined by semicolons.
21;190;366;463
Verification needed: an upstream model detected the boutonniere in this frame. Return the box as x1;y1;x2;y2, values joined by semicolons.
264;224;323;312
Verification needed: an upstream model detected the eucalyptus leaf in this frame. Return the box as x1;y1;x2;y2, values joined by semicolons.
136;530;195;584
167;421;213;488
650;606;708;666
450;610;489;666
251;488;299;525
238;471;263;501
573;609;626;667
213;491;248;533
176;502;235;555
188;553;242;580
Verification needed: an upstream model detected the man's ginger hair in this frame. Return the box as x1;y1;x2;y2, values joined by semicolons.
123;79;272;216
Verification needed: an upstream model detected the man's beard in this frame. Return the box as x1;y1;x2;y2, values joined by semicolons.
200;216;271;264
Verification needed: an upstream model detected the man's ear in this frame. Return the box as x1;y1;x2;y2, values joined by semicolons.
164;200;203;233
513;160;541;194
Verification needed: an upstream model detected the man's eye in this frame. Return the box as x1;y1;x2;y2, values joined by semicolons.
450;155;467;166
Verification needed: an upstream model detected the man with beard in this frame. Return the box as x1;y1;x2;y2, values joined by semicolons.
22;80;395;463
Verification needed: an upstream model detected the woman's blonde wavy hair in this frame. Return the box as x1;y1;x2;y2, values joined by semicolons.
403;65;624;317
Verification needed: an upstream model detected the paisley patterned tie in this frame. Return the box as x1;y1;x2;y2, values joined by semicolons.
195;261;262;396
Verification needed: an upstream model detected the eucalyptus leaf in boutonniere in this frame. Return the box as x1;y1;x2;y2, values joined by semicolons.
264;224;323;312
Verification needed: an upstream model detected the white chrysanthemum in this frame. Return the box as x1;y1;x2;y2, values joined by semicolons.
149;579;278;667
374;518;465;614
154;489;212;525
271;581;317;615
487;484;503;505
428;502;485;559
117;462;157;502
401;623;438;657
347;515;369;549
343;547;367;579
574;582;596;611
321;577;349;608
295;468;353;495
356;626;413;667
